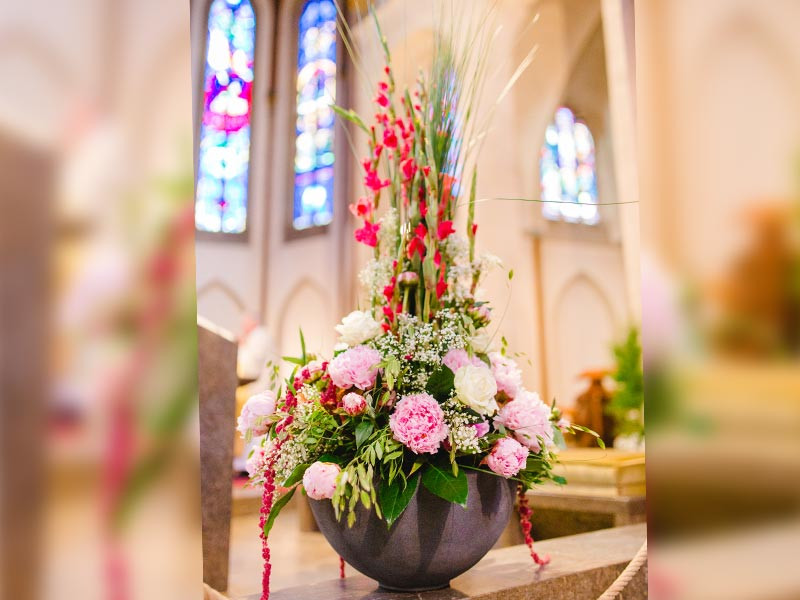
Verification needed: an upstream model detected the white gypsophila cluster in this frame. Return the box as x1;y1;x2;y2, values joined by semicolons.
298;383;321;404
442;234;469;265
446;263;474;303
442;398;482;454
378;207;399;248
473;252;503;282
273;436;309;483
358;256;393;302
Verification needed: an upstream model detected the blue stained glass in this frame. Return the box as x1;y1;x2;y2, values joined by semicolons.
195;0;255;234
293;0;337;230
539;107;598;225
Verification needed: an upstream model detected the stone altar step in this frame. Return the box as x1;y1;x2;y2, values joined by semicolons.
240;523;647;600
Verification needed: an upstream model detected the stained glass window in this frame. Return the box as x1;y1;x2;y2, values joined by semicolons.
539;107;599;225
195;0;255;234
292;0;337;231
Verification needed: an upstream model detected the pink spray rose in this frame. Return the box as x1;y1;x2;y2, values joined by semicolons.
486;437;529;478
237;390;277;437
442;348;484;372
489;352;523;398
342;392;367;416
303;461;341;500
472;421;490;438
327;345;382;390
494;389;554;452
389;393;449;454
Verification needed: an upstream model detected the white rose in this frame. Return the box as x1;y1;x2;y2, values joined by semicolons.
454;364;499;416
335;310;383;346
469;328;495;353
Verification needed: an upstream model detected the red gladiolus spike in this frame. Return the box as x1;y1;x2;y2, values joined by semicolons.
407;236;426;260
472;223;478;236
381;322;391;332
437;220;455;240
422;166;431;176
384;65;391;75
374;144;384;159
378;81;388;91
383;127;398;149
434;250;441;266
414;223;427;238
375;93;390;108
382;305;394;322
517;485;550;567
436;277;447;299
354;221;380;247
419;200;428;218
402;158;417;181
382;282;395;303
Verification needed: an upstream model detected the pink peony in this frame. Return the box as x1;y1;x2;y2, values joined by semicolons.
246;444;267;478
237;390;277;437
489;352;523;398
342;392;367;416
493;390;554;452
389;393;449;454
328;345;382;390
486;437;529;478
303;462;341;500
442;348;483;373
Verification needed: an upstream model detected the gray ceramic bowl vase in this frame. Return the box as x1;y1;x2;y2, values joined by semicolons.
308;470;517;592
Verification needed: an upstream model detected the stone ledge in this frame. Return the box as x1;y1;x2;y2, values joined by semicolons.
244;523;647;600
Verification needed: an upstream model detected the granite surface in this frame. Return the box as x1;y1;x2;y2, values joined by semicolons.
199;324;239;592
243;523;647;600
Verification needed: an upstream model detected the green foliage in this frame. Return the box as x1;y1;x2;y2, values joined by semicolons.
421;462;468;507
263;487;296;537
607;327;645;439
379;472;420;527
425;365;455;400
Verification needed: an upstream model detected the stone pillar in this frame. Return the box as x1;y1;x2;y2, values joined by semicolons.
198;321;238;592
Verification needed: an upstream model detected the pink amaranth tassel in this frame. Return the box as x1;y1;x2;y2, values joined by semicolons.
517;485;550;566
339;556;346;579
259;466;277;600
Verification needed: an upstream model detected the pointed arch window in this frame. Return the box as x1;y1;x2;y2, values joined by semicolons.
291;0;337;231
540;106;599;225
195;0;256;235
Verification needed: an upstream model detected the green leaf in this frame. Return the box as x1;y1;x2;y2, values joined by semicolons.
552;426;567;450
317;453;346;465
331;104;369;134
299;329;307;363
425;366;455;400
508;269;514;280
263;487;296;537
421;462;468;507
282;355;305;366
379;472;420;527
552;474;567;485
355;421;374;449
283;463;310;487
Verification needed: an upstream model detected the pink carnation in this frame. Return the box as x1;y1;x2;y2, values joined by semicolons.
489;352;522;398
389;393;449;454
237;390;277;437
442;348;483;372
493;390;554;452
486;437;528;478
303;462;341;500
342;392;367;416
328;345;382;390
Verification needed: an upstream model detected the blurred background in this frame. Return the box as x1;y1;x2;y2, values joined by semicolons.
1;0;798;598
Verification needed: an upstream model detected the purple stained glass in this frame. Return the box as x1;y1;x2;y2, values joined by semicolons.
292;0;337;230
539;106;598;225
195;0;255;234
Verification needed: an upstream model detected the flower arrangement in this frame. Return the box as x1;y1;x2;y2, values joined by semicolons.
238;9;601;599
